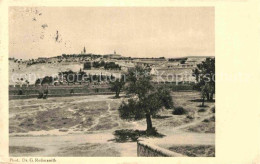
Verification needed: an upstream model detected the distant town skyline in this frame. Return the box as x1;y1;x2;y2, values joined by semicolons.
9;7;214;59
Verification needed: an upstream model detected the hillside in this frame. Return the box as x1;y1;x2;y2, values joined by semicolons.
9;61;83;85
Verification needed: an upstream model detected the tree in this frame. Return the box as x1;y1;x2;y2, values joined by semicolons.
84;62;91;70
41;76;53;85
109;76;125;98
200;85;207;107
77;70;86;84
35;76;53;86
118;66;173;134
193;58;215;101
59;70;77;85
180;60;186;64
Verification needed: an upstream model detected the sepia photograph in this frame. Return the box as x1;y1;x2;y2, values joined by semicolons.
8;7;215;157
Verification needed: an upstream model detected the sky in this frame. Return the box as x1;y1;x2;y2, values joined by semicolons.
9;7;214;59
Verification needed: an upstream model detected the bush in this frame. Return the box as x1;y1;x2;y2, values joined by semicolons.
186;115;194;120
211;106;215;113
198;108;206;112
172;107;187;115
37;92;43;99
43;94;48;99
84;62;91;70
17;89;23;95
203;119;209;122
210;116;215;122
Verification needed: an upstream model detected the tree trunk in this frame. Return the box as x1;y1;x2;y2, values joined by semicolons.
210;93;214;101
202;97;205;107
146;114;153;133
206;93;210;101
115;91;119;98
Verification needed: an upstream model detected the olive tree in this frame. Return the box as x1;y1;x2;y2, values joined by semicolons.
118;66;173;134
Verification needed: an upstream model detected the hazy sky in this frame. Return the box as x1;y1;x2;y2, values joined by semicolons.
9;7;214;59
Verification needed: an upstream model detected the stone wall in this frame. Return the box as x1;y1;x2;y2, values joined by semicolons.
137;141;185;157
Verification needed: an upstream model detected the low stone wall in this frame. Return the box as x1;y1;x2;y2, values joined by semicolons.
137;141;185;157
9;92;114;100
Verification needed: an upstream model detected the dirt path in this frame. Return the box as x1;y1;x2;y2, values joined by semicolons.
170;113;214;132
9;93;215;157
10;132;137;157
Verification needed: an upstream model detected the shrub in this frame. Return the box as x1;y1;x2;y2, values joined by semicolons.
172;107;187;115
211;106;215;113
43;94;48;99
198;108;206;112
186;115;194;120
37;92;43;99
83;62;91;70
203;119;209;122
17;89;23;95
210;116;215;122
180;60;186;64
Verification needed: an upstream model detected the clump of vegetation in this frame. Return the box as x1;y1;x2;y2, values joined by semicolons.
83;62;91;70
84;61;121;70
180;59;186;64
92;61;105;68
109;76;125;98
193;58;215;104
203;119;209;123
17;89;23;95
187;115;215;133
210;116;215;122
37;89;49;99
104;62;121;70
35;76;54;86
186;115;194;120
198;108;206;112
118;66;173;134
172;107;187;115
37;92;43;99
111;129;164;142
169;145;215;157
211;106;215;113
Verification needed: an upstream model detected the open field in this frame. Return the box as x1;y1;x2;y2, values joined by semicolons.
9;91;215;157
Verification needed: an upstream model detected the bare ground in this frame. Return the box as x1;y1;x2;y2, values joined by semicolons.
9;91;215;156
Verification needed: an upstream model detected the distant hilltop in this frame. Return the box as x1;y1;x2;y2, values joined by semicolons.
9;53;214;62
9;45;214;61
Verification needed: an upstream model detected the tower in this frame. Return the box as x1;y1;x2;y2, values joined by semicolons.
83;46;86;54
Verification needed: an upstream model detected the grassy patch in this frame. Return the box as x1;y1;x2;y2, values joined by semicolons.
168;145;215;157
187;116;215;133
57;143;120;157
10;146;44;154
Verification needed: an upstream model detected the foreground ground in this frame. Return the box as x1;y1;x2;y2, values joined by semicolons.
9;91;215;157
